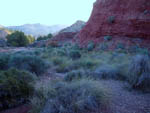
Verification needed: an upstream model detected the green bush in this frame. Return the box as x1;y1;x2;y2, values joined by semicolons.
95;65;121;80
108;16;115;24
69;50;81;59
99;42;109;51
9;54;49;75
64;70;89;81
31;79;109;113
75;58;98;69
0;68;35;110
116;43;125;49
128;55;150;92
6;31;30;47
87;41;95;51
55;63;69;73
37;33;53;41
104;36;112;41
51;57;63;65
0;53;10;70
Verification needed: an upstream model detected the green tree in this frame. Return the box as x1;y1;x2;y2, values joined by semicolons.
27;35;35;43
6;31;30;47
37;33;53;41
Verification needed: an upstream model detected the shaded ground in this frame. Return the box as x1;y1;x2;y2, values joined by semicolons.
101;80;150;113
0;105;31;113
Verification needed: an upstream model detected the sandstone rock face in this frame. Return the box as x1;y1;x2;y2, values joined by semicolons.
50;20;86;44
77;0;150;45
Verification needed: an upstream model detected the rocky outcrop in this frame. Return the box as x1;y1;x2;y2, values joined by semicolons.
49;20;86;44
77;0;150;45
60;20;85;33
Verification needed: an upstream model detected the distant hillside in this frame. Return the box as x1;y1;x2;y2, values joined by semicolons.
7;23;68;38
60;20;86;33
0;27;12;40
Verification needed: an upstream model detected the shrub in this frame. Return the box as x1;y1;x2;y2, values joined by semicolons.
136;48;149;55
108;16;115;24
95;65;120;80
6;31;30;47
76;58;98;69
9;54;49;75
104;36;112;41
128;55;150;92
31;79;109;113
37;33;53;41
116;43;125;49
55;63;69;73
69;50;81;59
87;41;95;51
64;70;90;81
51;57;63;65
0;53;10;70
99;42;109;51
0;68;35;110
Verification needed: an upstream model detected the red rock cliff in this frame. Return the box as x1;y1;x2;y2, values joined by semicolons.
77;0;150;45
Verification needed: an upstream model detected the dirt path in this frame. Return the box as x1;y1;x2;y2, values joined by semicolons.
100;80;150;113
0;47;34;53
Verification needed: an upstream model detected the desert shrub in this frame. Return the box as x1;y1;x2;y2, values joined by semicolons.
95;65;121;80
51;57;64;65
136;48;149;55
127;46;149;55
6;31;30;47
64;70;91;81
71;43;81;50
0;53;10;70
108;16;115;24
69;50;81;59
87;41;95;51
9;54;49;75
75;58;98;69
116;43;125;49
31;79;109;113
99;42;109;51
0;68;35;110
104;36;112;41
55;63;69;73
127;45;139;53
128;55;150;92
56;49;66;56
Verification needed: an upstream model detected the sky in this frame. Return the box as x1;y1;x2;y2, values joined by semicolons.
0;0;96;26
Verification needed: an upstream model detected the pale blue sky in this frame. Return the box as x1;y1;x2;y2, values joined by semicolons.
0;0;96;26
